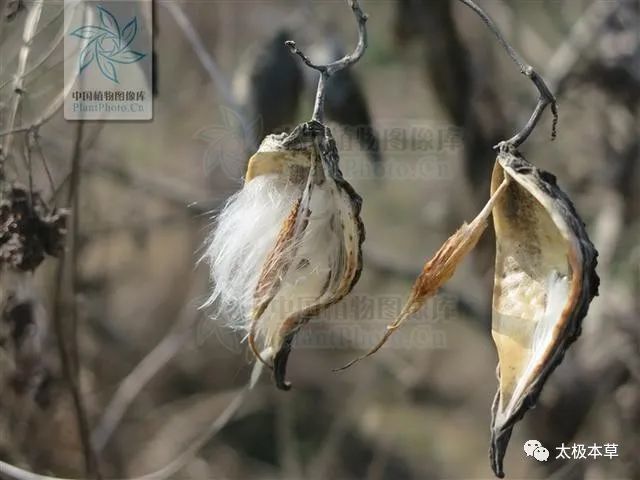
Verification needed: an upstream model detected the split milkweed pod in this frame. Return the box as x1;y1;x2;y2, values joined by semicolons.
202;120;364;390
489;150;599;478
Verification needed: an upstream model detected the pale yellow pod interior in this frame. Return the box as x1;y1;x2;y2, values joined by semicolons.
245;150;312;182
490;161;582;428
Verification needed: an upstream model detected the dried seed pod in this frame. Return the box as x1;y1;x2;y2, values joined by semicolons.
489;150;599;477
202;121;364;390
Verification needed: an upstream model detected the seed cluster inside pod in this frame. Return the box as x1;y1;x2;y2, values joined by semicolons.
489;150;599;478
203;121;364;390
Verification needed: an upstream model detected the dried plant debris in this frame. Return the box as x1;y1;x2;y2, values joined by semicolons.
336;176;511;371
202;120;364;389
489;150;599;478
0;185;67;272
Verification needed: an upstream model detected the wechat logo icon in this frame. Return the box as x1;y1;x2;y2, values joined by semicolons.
524;439;549;462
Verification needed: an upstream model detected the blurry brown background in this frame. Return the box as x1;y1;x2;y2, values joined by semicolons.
0;1;638;479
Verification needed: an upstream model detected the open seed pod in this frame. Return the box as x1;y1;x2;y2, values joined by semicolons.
489;150;599;477
203;120;364;390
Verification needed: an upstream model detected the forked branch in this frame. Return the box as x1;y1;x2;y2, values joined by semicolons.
285;0;368;123
457;0;558;149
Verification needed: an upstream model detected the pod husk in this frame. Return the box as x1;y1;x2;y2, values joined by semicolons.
247;121;365;389
489;150;599;477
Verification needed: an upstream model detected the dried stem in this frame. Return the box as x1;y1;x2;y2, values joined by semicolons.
91;309;198;452
0;378;258;480
162;2;256;150
1;0;43;180
0;75;73;138
31;132;56;201
0;6;68;92
51;122;101;479
456;0;558;149
0;2;89;139
161;2;233;105
285;0;368;123
67;124;82;374
545;0;621;93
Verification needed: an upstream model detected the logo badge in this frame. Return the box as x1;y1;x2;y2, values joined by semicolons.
71;5;146;83
64;1;152;120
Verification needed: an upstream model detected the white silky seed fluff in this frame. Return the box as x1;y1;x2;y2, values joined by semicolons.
201;174;303;333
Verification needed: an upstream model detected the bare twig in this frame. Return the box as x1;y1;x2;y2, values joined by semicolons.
22;133;33;201
494;1;553;60
1;0;43;178
0;6;69;92
0;381;257;480
0;59;81;139
161;2;234;106
31;131;56;201
85;156;215;215
545;0;621;93
51;121;102;479
456;0;558;149
91;311;199;452
0;1;88;139
285;0;368;123
67;124;82;375
161;2;256;150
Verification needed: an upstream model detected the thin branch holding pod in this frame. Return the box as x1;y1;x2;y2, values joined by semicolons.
456;0;558;150
285;0;368;124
